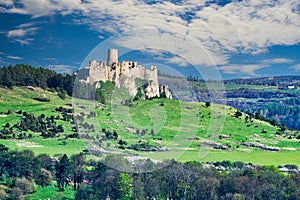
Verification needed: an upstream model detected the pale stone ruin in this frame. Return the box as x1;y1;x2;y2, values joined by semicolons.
78;49;172;99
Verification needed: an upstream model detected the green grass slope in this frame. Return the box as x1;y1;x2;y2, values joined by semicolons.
0;86;299;166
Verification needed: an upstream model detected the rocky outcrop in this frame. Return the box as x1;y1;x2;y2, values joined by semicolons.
160;85;172;99
201;142;230;150
145;82;160;99
116;75;137;96
241;142;280;151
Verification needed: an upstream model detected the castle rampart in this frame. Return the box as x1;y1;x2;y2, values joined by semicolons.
78;49;171;98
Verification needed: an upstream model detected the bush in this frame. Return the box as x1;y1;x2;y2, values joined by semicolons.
14;177;34;195
37;168;53;187
58;91;67;99
34;94;50;102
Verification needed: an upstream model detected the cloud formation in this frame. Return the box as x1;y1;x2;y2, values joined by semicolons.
261;58;294;65
218;64;269;76
7;55;22;60
1;0;300;68
290;63;300;72
6;22;38;45
47;64;75;74
219;57;297;75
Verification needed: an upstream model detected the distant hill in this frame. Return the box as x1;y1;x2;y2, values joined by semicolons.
224;75;300;88
165;75;300;130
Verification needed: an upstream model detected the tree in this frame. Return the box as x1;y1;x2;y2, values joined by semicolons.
70;153;86;190
37;168;53;187
10;187;23;200
55;154;71;190
234;110;243;118
0;185;7;200
117;173;133;200
7;150;40;179
36;154;53;172
0;145;9;176
14;177;35;195
205;102;211;107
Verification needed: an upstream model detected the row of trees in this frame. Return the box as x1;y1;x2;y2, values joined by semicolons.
0;145;300;199
0;144;85;199
0;64;75;96
76;157;300;200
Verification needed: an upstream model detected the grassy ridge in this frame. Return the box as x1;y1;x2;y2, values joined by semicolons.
0;86;299;166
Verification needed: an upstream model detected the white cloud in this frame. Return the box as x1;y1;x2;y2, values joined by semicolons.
47;64;75;74
165;56;189;67
0;0;13;6
7;22;38;45
7;55;22;60
42;57;56;61
78;0;300;66
218;64;269;76
7;27;37;38
13;38;33;45
261;58;294;64
7;29;26;38
2;0;300;67
218;57;295;75
290;63;300;72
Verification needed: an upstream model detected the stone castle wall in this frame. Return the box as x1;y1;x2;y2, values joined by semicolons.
80;49;158;84
78;49;170;98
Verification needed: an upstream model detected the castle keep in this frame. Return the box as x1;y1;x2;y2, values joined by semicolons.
78;49;172;99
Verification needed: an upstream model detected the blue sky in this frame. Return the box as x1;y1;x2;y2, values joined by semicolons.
0;0;300;79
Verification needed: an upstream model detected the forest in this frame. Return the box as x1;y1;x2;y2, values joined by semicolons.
0;145;299;200
0;64;75;96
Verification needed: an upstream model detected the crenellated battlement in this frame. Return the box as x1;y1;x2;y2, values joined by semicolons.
78;49;171;98
80;49;158;85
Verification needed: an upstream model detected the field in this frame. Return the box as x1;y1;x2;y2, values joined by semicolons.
0;86;299;166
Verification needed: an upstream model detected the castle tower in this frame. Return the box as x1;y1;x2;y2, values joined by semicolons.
107;49;118;66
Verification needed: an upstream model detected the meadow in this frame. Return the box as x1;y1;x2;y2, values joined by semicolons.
0;86;299;166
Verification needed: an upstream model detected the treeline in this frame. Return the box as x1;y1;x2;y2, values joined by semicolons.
1;145;299;200
79;159;300;200
224;76;300;87
0;64;75;96
0;144;86;199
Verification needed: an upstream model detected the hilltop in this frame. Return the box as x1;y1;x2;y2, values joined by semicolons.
0;85;299;166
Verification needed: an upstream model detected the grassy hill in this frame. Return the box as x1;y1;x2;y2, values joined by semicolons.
0;86;299;166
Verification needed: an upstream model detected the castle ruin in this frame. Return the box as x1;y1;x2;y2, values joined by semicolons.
78;49;172;99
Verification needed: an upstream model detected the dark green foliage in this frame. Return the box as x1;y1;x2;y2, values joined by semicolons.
34;95;50;102
58;90;67;99
0;149;40;180
95;81;131;104
205;102;211;107
0;112;64;139
37;168;53;187
234;110;243;118
134;87;145;101
117;173;133;200
0;147;299;199
55;154;71;190
0;64;75;96
70;153;86;191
